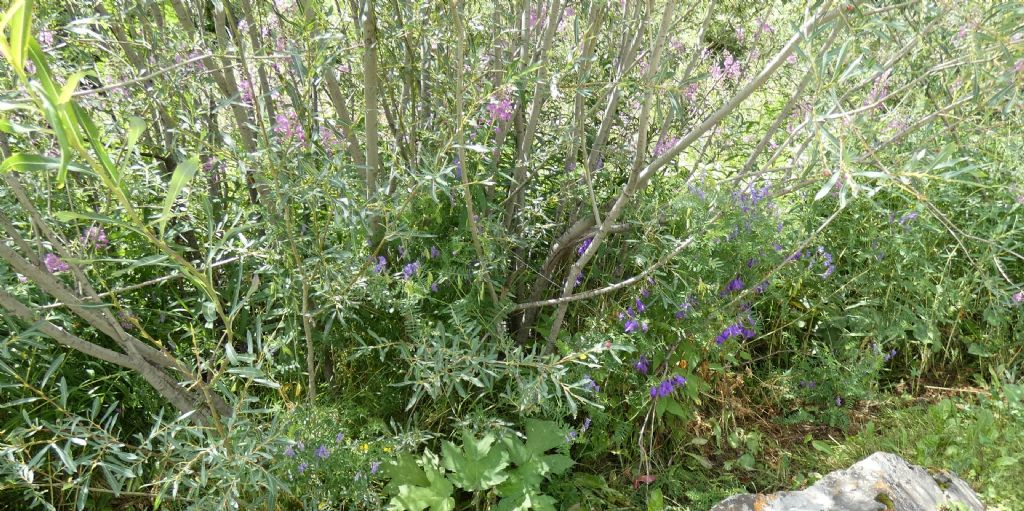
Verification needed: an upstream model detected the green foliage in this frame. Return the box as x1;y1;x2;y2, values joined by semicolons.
383;420;573;511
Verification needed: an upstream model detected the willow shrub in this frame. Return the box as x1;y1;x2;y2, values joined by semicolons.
1;0;1023;509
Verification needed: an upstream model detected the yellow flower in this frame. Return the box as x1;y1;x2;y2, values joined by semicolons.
383;446;393;453
360;443;369;453
578;353;587;360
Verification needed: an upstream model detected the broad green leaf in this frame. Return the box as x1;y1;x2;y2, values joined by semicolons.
647;488;665;511
440;431;509;491
387;463;454;511
159;157;200;236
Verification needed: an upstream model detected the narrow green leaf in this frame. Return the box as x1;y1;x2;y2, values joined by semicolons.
160;157;199;236
58;70;92;104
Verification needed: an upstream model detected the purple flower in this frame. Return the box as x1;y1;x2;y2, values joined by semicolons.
430;245;441;259
634;355;650;375
370;461;381;474
283;445;296;458
373;256;387;273
574;271;584;287
1014;291;1024;304
315;444;329;459
80;226;109;249
715;322;755;345
297;441;305;451
335;431;345;443
298;462;308;474
835;396;844;407
635;298;647;314
649;375;687;399
654;136;680;157
641;322;649;333
884;349;898;362
402;261;420;279
566;430;577;442
486;94;514;123
583;375;600;393
431;282;439;293
786;53;798;65
577;237;593;256
582;417;591;432
722;276;745;295
624;318;640;334
43;253;69;273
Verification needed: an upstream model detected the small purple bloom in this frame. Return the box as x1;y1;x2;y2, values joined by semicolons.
298;462;308;474
1014;291;1024;304
583;375;600;393
635;298;647;313
577;237;593;256
634;355;650;375
431;282;439;293
835;396;844;407
624;318;640;333
884;349;898;362
80;226;109;249
641;322;649;333
370;461;381;474
582;417;591;432
402;261;420;279
43;253;69;273
373;256;387;273
723;276;745;295
283;445;296;458
430;245;441;259
316;444;329;459
335;431;345;443
566;430;577;442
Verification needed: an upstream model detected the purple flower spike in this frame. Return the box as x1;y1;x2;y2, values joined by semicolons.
635;298;647;314
634;355;650;375
582;417;592;432
577;237;593;256
316;444;329;459
298;462;308;474
284;445;296;458
335;431;345;443
370;461;381;474
373;256;387;273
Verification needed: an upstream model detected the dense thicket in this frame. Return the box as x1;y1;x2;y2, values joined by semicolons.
1;0;1022;509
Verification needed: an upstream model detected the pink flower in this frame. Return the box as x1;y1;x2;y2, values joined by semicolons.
486;94;514;123
274;111;306;145
786;54;798;65
1014;291;1024;304
683;82;699;102
654;136;680;157
43;253;69;273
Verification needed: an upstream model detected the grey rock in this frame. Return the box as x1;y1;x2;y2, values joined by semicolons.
710;452;984;511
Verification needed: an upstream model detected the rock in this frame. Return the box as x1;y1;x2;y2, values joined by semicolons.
710;452;984;511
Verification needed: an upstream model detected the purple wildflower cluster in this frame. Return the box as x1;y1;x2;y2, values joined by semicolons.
43;253;69;273
80;226;109;249
274;111;306;145
634;355;650;375
865;69;892;107
577;237;593;256
734;183;772;213
715;320;755;345
486;94;514;123
814;246;835;279
239;79;255;106
373;256;387;273
654;136;680;157
402;261;420;280
582;374;600;393
710;51;742;82
1013;291;1024;304
649;375;687;399
675;295;696;319
619;298;649;334
721;276;745;296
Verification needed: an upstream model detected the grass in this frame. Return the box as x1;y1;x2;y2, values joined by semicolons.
656;383;1024;510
